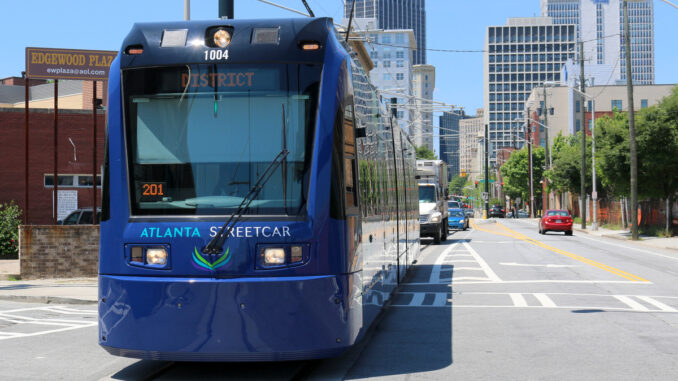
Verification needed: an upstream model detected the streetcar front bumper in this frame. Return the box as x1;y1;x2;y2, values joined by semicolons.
98;274;355;361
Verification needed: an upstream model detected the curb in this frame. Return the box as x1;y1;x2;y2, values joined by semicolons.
574;227;678;252
0;274;21;281
0;294;97;305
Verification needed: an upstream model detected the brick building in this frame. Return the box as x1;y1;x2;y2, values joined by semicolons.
0;77;106;224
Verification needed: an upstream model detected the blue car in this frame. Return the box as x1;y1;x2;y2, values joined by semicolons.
448;208;469;231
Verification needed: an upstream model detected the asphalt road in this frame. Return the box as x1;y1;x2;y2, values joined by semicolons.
1;219;677;380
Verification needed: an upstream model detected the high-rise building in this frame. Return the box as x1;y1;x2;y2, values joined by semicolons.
439;110;468;180
412;64;435;149
363;29;417;133
345;0;427;64
459;109;484;182
484;17;576;166
541;0;654;84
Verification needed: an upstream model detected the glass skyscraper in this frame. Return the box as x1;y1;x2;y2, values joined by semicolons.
344;0;427;64
484;18;577;166
541;0;654;84
439;111;468;179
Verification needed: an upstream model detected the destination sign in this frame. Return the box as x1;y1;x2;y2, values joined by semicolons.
25;47;117;80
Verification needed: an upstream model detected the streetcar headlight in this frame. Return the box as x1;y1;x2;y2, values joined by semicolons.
290;246;303;263
213;29;232;48
430;212;442;223
263;248;285;265
146;248;168;265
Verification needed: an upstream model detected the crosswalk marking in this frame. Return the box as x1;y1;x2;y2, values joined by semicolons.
534;293;556;307
614;295;649;311
509;293;528;307
0;306;96;341
636;296;678;312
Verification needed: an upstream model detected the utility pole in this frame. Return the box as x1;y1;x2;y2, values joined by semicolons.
184;0;190;20
542;85;549;211
624;0;639;240
219;0;234;19
579;40;587;230
484;123;489;219
527;122;534;218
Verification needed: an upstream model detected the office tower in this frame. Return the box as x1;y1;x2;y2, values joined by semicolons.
345;0;427;64
459;109;485;182
541;0;654;84
439;110;468;179
412;64;435;149
364;29;417;134
484;17;577;166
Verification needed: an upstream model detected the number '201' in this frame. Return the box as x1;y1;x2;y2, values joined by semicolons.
142;183;164;196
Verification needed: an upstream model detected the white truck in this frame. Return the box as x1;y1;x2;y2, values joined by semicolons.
416;160;449;244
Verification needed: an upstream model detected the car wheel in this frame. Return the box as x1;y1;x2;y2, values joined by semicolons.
433;229;441;244
566;230;573;236
441;223;448;242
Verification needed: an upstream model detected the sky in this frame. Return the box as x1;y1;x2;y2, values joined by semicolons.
2;0;677;148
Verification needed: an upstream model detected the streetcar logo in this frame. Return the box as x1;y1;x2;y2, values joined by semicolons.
192;246;232;271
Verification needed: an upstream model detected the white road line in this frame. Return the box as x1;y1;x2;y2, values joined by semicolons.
428;242;460;284
433;293;448;306
534;293;556;307
453;267;484;271
448;254;473;257
575;231;678;261
406;279;651;286
636;296;678;312
614;295;649;311
410;293;425;307
448;260;478;263
451;277;493;281
499;262;579;268
463;242;502;282
509;293;528;307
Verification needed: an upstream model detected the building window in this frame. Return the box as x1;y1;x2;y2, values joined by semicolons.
641;99;648;109
575;101;580;113
396;73;404;81
425;75;428;80
395;33;404;44
576;119;581;132
397;111;404;119
44;174;102;188
611;99;622;110
383;73;391;80
396;60;404;68
382;34;391;44
396;51;404;59
383;60;391;68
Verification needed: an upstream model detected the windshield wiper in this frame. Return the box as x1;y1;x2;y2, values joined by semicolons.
202;149;289;255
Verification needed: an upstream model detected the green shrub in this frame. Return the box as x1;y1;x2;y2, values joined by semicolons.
0;201;22;257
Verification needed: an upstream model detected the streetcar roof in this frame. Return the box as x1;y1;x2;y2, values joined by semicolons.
119;18;333;68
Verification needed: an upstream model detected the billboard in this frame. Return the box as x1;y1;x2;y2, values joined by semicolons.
25;47;117;81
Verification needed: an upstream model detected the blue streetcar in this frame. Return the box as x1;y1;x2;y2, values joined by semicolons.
99;17;420;361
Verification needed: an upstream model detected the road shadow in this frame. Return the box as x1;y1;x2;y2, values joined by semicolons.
108;359;308;380
340;238;457;379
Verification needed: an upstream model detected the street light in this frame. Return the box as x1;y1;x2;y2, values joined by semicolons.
571;86;597;231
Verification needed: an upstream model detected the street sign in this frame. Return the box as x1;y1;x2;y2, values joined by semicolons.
515;197;522;205
482;192;489;200
26;47;117;81
592;191;598;200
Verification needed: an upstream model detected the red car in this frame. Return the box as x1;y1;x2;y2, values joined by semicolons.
539;210;573;236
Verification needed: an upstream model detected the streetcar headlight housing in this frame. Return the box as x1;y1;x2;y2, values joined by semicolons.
213;29;232;48
263;248;285;265
146;248;168;265
430;212;442;223
257;244;309;269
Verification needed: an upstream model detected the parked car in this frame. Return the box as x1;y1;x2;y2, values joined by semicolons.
489;204;505;218
518;210;530;218
448;208;469;231
539;209;573;235
58;208;101;225
464;207;474;218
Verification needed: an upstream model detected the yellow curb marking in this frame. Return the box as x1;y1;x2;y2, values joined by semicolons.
469;220;649;283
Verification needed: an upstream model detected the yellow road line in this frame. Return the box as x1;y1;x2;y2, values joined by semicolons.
469;219;650;282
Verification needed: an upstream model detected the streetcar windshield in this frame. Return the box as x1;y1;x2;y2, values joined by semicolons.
123;63;321;215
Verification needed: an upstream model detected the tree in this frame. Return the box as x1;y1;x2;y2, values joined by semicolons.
415;145;437;160
547;131;604;199
0;201;22;258
500;146;545;208
449;174;467;196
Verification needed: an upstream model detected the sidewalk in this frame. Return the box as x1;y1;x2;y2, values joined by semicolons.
0;259;97;305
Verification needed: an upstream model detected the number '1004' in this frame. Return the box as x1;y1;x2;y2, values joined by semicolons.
204;50;228;61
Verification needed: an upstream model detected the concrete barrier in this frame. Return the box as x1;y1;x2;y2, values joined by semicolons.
19;225;98;280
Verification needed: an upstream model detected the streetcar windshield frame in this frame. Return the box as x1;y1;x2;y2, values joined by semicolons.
122;63;321;216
